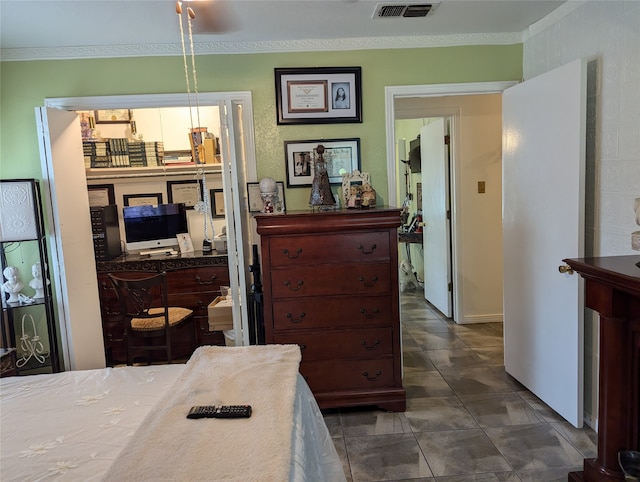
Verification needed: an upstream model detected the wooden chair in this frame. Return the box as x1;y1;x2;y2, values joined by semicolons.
108;272;193;366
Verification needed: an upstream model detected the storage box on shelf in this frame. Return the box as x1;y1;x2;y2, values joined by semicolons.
256;208;406;411
95;253;230;365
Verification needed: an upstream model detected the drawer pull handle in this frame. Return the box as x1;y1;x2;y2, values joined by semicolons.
299;344;307;350
199;322;216;336
360;307;380;318
361;339;381;351
285;280;304;291
195;274;217;285
362;370;382;381
286;312;306;323
107;332;126;343
358;244;377;255
358;276;378;287
283;248;303;259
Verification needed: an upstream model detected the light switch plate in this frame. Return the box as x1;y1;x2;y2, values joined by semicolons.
478;181;486;194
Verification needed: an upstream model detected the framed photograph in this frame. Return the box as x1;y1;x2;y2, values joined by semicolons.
284;138;360;188
167;180;201;209
123;193;162;207
87;184;115;207
210;189;225;217
274;67;362;125
246;181;286;213
94;109;132;124
176;232;194;254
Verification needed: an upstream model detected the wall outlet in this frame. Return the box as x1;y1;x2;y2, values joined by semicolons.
477;181;486;194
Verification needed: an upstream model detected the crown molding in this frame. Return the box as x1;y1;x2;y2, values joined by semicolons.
1;32;522;62
522;1;586;41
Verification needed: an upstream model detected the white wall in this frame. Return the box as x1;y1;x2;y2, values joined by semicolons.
523;0;640;427
395;94;504;324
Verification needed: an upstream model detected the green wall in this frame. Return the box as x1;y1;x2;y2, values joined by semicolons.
0;45;522;208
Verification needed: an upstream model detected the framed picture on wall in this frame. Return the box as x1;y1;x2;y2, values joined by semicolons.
167;180;201;209
87;184;115;207
210;189;225;217
123;193;162;206
94;109;132;124
274;67;362;125
284;138;360;187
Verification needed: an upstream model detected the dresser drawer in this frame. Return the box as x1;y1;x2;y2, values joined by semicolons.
167;292;216;316
270;263;391;298
271;295;392;331
166;267;229;293
275;327;393;361
301;358;396;393
268;232;389;267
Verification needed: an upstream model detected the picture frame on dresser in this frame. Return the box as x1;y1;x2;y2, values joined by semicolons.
274;67;362;125
285;138;360;187
246;182;286;213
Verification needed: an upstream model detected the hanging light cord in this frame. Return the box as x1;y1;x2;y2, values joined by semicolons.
176;1;215;245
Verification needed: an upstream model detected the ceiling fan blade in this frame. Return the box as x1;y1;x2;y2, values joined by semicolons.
190;1;240;34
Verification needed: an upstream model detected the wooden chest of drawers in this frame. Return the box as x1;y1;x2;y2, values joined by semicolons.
256;208;406;411
96;252;229;365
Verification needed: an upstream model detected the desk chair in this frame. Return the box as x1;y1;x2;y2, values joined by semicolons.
108;272;193;366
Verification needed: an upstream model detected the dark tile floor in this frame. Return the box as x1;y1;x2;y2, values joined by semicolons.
323;289;597;482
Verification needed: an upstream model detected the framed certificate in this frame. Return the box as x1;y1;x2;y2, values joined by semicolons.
167;180;201;209
275;67;362;125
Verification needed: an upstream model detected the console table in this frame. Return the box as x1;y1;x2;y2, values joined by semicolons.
563;255;640;482
96;251;229;365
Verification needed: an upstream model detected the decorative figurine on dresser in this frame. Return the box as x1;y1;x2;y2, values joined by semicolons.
308;145;337;209
256;208;406;411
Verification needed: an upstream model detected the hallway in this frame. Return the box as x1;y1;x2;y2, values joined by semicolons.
325;289;597;481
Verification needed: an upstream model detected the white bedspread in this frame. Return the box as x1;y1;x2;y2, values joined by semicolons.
1;364;184;480
1;347;346;482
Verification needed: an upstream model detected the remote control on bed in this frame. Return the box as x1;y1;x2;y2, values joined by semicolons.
187;405;252;419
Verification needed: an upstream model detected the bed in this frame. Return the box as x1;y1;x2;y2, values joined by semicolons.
1;345;346;481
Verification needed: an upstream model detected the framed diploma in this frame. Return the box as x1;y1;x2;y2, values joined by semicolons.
275;67;362;125
94;109;131;124
166;180;201;209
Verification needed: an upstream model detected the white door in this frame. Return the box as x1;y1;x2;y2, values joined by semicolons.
218;99;253;346
502;59;586;428
421;119;452;317
35;107;105;370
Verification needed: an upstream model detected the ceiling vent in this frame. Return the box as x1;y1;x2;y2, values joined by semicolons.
373;3;438;19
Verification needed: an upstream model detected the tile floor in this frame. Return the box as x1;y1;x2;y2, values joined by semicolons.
323;289;597;482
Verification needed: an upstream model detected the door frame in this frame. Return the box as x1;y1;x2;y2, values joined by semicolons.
41;92;257;369
385;81;517;322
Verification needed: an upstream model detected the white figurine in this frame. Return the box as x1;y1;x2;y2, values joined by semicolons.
29;263;48;299
2;266;24;303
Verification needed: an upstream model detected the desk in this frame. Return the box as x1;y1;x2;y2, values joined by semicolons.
96;251;229;365
563;256;640;482
398;232;423;244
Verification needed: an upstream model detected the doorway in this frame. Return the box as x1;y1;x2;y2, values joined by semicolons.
36;92;257;370
386;82;513;324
